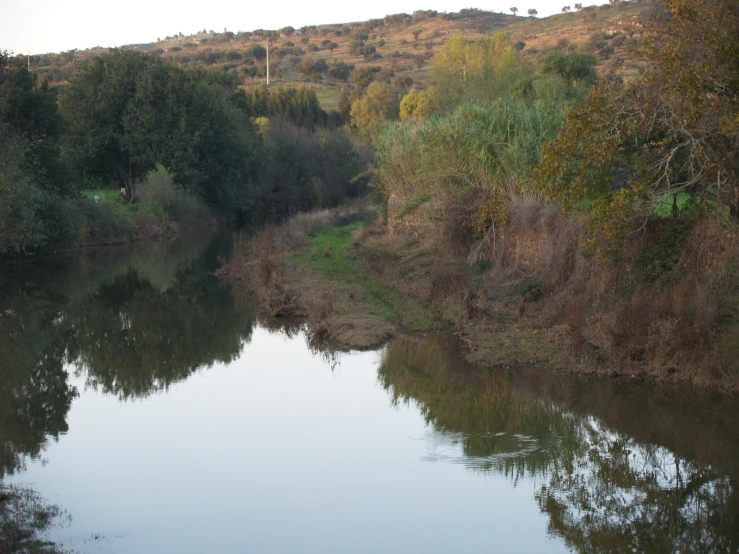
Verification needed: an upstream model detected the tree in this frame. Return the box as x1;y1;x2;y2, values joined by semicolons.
562;5;571;12
350;82;399;133
429;33;530;109
412;28;423;42
541;50;597;85
399;89;432;120
535;0;739;252
60;49;153;201
0;51;68;255
510;7;519;15
62;50;262;214
528;8;538;16
574;3;583;9
327;61;354;82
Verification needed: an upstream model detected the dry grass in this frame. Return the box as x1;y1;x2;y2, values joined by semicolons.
36;3;653;103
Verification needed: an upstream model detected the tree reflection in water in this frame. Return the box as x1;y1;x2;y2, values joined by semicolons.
0;233;257;477
378;336;739;553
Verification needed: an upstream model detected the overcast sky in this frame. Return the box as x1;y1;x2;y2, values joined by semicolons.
3;0;610;55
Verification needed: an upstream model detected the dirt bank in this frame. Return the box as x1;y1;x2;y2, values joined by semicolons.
219;203;739;394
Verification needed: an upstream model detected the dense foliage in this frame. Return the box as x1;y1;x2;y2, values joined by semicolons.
535;0;739;251
61;50;262;214
0;48;368;258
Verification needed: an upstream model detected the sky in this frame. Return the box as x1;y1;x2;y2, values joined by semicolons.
3;0;610;55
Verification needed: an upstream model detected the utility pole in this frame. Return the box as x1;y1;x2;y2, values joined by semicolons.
266;38;270;85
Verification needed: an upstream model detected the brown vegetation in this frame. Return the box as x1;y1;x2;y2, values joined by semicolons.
223;196;739;394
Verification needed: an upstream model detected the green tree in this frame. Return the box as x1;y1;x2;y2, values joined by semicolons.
62;50;262;214
0;51;68;255
60;49;153;201
350;82;399;133
429;33;530;109
541;50;597;85
399;89;432;120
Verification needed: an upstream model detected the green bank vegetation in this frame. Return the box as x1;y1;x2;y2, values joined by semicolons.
0;48;370;257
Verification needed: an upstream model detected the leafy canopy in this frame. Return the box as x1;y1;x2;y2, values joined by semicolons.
535;0;739;253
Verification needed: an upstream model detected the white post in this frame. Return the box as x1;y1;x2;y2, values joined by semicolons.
266;39;270;85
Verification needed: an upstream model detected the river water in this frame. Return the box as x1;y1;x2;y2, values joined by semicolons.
1;233;739;553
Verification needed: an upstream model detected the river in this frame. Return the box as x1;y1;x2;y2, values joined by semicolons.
1;232;738;553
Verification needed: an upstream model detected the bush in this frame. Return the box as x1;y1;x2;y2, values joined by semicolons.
137;166;212;226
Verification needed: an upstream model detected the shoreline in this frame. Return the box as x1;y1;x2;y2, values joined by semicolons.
219;204;739;395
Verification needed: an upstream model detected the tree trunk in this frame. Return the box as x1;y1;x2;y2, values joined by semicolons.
118;162;136;203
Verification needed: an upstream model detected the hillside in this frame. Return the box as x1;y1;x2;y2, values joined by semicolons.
25;0;655;110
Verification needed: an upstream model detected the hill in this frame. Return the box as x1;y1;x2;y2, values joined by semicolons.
24;0;655;110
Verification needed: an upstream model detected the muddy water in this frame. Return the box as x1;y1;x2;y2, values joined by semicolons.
1;233;738;553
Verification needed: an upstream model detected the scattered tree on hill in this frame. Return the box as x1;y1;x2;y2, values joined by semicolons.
562;6;571;12
574;3;583;9
351;66;381;89
327;61;354;82
510;7;519;15
296;58;328;80
412;29;423;42
541;50;597;85
528;9;538;16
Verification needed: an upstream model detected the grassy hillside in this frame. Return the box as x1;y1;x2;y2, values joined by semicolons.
25;0;654;109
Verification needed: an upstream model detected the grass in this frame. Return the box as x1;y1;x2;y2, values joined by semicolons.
82;188;121;200
297;221;440;331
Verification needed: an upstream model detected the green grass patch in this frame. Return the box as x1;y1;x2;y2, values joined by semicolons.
297;221;441;331
82;188;120;200
655;192;693;219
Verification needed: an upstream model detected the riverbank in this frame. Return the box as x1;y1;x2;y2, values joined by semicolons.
219;203;739;393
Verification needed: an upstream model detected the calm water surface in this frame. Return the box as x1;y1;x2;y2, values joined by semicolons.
1;233;739;553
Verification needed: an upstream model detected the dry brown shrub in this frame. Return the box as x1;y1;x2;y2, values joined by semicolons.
440;195;478;256
565;296;585;358
485;197;588;292
250;226;277;285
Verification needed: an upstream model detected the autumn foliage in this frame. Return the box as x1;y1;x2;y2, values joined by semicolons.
535;0;739;252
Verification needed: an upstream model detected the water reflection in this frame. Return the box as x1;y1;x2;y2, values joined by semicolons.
0;233;257;476
378;336;739;553
0;286;76;477
1;236;739;552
